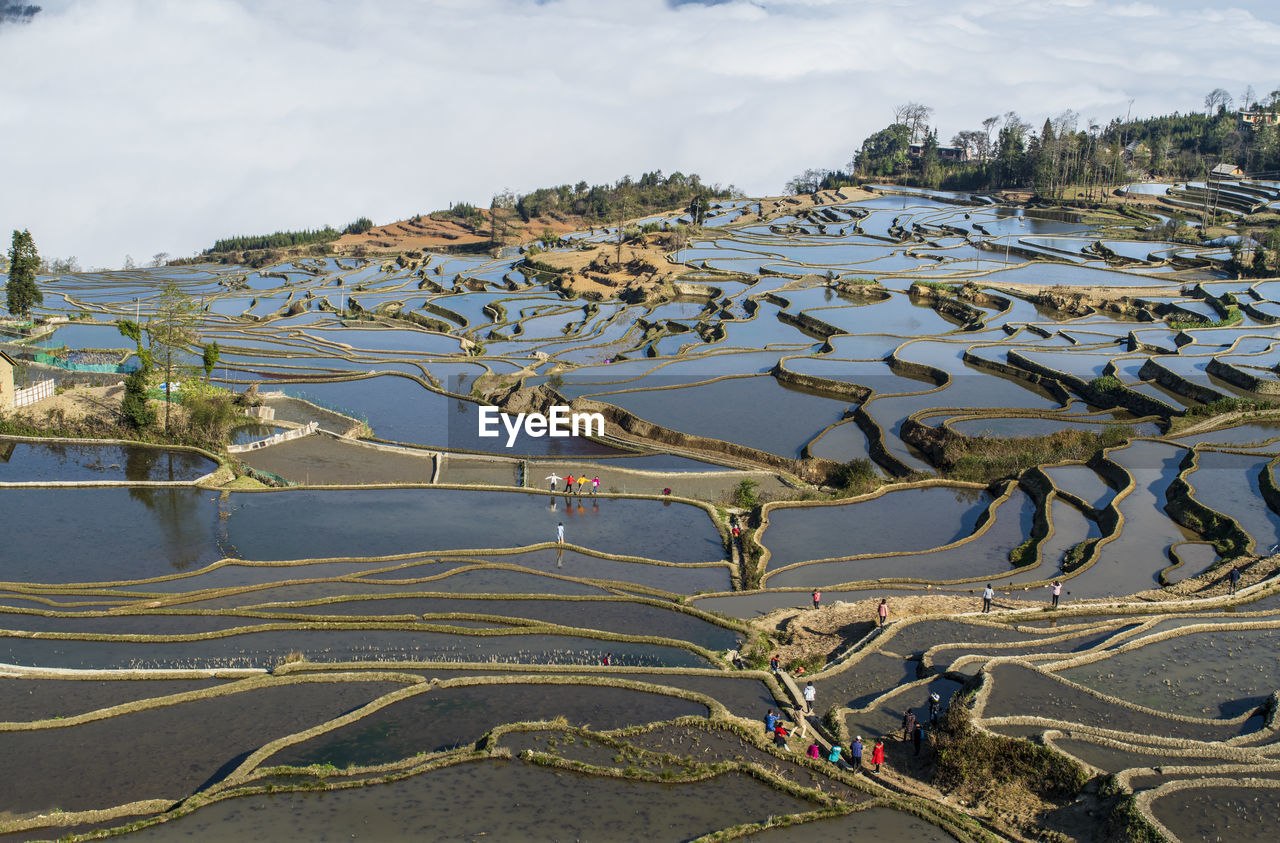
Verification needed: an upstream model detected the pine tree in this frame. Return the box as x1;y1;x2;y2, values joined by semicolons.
6;229;43;318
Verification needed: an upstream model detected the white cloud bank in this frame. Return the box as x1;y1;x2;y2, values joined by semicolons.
1;0;1276;268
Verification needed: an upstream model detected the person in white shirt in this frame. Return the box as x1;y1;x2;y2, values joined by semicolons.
982;584;994;613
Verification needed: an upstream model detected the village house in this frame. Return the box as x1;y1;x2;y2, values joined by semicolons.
1239;109;1280;128
907;143;969;162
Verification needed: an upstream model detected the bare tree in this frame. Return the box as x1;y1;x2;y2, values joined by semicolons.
951;130;986;162
1241;84;1256;111
1204;88;1233;114
981;115;1000;161
150;252;170;268
146;285;200;433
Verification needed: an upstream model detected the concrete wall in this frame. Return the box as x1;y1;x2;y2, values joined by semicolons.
0;358;13;410
11;378;54;409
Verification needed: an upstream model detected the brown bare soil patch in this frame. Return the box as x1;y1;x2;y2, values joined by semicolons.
334;209;617;256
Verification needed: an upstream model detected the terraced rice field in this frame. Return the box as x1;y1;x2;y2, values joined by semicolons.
4;184;1280;841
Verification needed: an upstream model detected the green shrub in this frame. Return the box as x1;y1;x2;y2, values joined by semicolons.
120;368;156;430
828;458;878;495
732;479;760;509
933;702;1088;801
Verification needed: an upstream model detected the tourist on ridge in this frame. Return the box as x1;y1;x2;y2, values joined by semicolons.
564;474;575;495
546;473;560;492
807;741;821;759
902;709;916;743
764;709;778;734
928;691;941;726
851;736;863;771
982;584;994;613
770;654;780;672
1229;566;1242;595
812;589;821;610
827;744;843;766
592;475;600;494
877;598;888;627
1051;580;1062;609
803;682;816;714
773;723;789;750
871;738;885;772
601;653;611;666
556;522;564;544
913;723;925;756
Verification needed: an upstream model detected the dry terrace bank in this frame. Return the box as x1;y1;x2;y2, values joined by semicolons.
477;405;606;448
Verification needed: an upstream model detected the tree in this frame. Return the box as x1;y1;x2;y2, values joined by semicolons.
952;130;987;163
785;168;829;195
919;130;941;187
147;285;201;432
688;194;708;226
150;252;170;268
120;367;156;430
894;102;934;144
202;341;220;382
123;254;136;270
854;123;912;176
1204;88;1233;115
6;229;42;318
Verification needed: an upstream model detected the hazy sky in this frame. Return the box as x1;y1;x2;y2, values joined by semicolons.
2;0;1277;268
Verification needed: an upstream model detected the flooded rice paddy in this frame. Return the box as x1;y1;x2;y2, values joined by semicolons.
4;184;1280;840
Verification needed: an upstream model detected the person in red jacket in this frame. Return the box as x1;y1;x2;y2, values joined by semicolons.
871;738;885;772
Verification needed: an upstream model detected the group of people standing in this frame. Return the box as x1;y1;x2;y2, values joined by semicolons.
547;473;599;495
762;687;945;774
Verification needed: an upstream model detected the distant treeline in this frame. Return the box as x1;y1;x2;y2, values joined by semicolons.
0;4;41;23
789;86;1280;198
203;217;372;254
202;171;734;257
509;171;736;223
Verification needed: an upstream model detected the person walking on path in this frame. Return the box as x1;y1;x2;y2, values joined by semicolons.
803;682;816;714
982;584;994;613
913;723;925;756
556;522;565;544
851;736;863;772
770;654;780;672
1230;566;1242;595
1051;580;1062;609
871;738;885;773
812;589;821;610
928;692;941;726
592;476;600;495
764;709;778;734
565;474;576;495
806;741;821;759
902;709;916;743
546;473;561;492
827;744;843;766
877;598;889;627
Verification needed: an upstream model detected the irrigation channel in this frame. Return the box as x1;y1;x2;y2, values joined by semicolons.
4;184;1280;841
